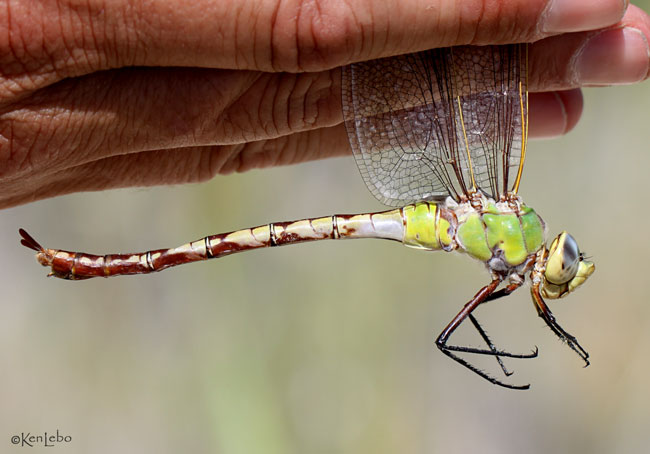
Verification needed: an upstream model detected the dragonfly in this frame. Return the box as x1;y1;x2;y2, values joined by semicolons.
19;44;595;389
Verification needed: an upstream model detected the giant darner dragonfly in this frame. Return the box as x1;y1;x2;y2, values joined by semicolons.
20;44;595;389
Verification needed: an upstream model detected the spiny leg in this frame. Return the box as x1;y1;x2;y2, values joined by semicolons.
531;284;589;365
442;282;537;361
482;282;520;304
467;313;512;376
468;313;521;377
435;279;537;390
469;256;540;375
470;281;538;376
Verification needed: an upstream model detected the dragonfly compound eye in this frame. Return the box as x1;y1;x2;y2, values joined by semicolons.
542;231;595;299
546;232;579;285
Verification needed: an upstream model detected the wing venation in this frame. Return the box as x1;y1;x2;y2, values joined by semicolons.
342;44;527;206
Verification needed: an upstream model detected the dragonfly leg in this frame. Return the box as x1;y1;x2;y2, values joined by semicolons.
473;280;541;376
482;283;520;304
436;279;537;390
468;313;514;377
531;284;589;366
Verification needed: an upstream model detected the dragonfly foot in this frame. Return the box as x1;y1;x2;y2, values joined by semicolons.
437;347;531;390
437;343;538;359
435;340;538;390
532;285;590;367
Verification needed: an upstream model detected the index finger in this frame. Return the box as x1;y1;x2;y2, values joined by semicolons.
3;0;627;82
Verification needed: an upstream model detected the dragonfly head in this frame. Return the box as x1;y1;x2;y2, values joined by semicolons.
541;231;595;299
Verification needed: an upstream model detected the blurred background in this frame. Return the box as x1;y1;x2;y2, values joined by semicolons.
3;19;650;454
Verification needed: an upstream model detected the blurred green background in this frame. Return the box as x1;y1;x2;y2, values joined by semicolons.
4;18;650;454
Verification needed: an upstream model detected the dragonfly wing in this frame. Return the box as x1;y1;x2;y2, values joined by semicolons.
342;44;528;206
452;45;528;199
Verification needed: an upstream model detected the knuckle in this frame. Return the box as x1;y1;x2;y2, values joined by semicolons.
197;146;223;181
151;146;226;184
223;71;339;141
284;71;339;130
461;1;545;45
211;143;245;175
270;0;361;71
173;146;219;183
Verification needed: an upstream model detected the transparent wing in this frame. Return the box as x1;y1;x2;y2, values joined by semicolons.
342;44;528;206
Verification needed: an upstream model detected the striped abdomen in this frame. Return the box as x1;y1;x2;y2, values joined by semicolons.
20;202;458;280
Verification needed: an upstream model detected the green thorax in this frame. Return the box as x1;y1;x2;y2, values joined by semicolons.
400;198;545;269
455;198;545;266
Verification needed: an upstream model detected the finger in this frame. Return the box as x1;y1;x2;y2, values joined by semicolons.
11;5;646;180
2;34;611;180
0;124;351;208
0;88;581;209
529;5;650;90
0;68;343;179
4;0;627;92
528;89;583;138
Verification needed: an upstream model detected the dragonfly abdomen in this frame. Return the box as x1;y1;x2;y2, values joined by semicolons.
20;208;418;279
402;202;457;251
21;201;462;279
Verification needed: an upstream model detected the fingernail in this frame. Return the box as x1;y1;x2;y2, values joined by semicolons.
541;0;627;34
575;27;649;85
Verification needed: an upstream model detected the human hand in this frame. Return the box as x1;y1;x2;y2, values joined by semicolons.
1;0;648;208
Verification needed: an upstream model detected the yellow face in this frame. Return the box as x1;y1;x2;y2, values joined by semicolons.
541;231;595;299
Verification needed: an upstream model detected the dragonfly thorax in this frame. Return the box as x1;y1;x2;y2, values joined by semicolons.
448;193;546;272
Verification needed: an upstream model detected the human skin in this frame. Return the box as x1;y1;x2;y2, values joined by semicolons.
0;0;648;208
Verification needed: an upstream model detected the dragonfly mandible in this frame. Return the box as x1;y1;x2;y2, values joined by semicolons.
20;44;595;389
